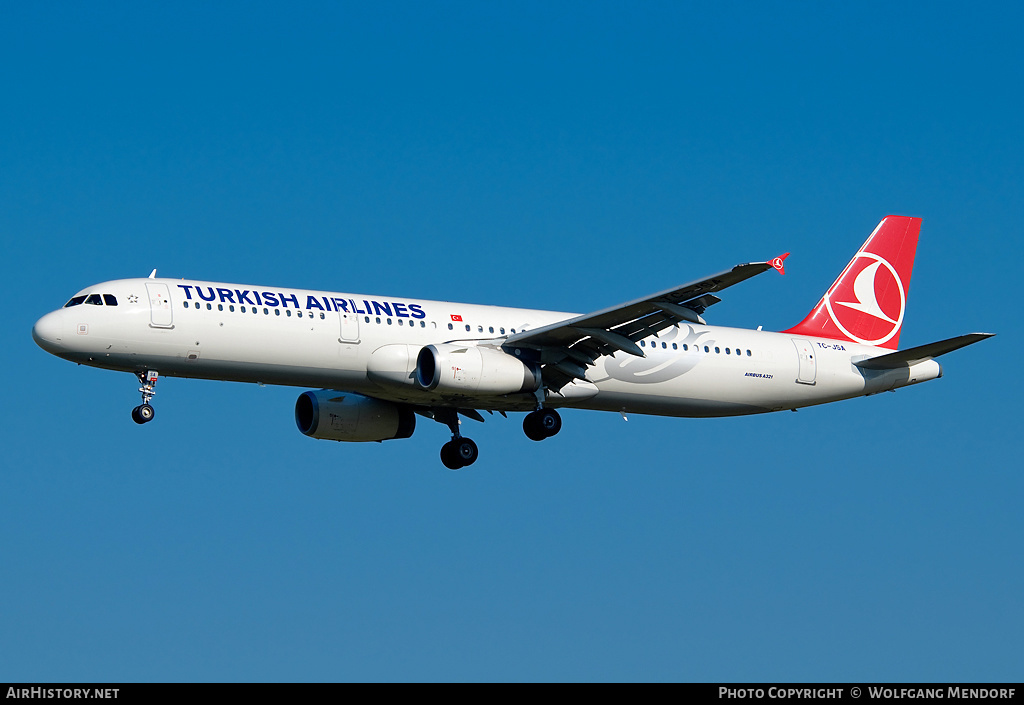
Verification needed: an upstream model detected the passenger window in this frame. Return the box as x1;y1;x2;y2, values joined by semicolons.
423;321;427;328
640;340;645;347
465;325;470;332
365;316;370;323
275;309;280;316
103;294;118;306
397;319;403;325
387;318;392;325
297;310;302;318
218;304;224;311
478;326;483;333
229;305;235;312
320;313;325;319
715;347;720;354
672;343;677;350
725;348;730;354
662;342;667;349
448;323;453;330
64;296;87;308
182;301;188;309
207;303;212;310
375;317;381;324
704;346;709;353
683;344;688;351
85;294;103;305
263;308;269;315
747;350;752;356
500;328;505;335
489;327;494;334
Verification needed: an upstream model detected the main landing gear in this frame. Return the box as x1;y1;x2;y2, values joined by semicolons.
523;408;561;441
433;407;562;469
440;437;479;470
131;370;159;425
434;408;479;470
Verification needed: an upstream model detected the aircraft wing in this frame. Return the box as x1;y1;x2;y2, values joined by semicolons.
502;257;786;390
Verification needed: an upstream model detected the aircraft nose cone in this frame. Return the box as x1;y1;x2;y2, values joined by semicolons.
32;311;64;353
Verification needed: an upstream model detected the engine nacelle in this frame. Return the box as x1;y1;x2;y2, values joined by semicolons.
415;344;540;395
295;390;416;442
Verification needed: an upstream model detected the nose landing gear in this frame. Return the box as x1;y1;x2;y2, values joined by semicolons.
132;370;159;425
523;408;561;441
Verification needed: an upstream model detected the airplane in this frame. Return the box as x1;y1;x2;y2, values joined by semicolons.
32;215;993;469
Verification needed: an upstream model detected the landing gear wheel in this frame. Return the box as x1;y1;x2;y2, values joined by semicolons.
524;414;546;441
440;437;479;469
524;409;561;441
454;437;478;467
537;408;561;437
132;404;155;424
440;441;461;469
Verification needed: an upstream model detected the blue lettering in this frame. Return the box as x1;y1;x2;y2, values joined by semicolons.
306;296;324;311
177;285;194;300
217;288;236;304
408;304;426;319
362;300;372;315
393;302;409;318
263;292;279;307
352;299;365;314
235;290;254;305
333;298;348;312
371;300;392;316
253;291;262;305
279;292;299;309
196;286;216;302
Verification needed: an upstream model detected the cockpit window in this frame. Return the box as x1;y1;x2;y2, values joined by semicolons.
85;294;104;305
63;296;87;308
103;294;118;306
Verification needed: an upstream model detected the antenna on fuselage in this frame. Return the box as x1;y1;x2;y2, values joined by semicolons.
148;269;157;279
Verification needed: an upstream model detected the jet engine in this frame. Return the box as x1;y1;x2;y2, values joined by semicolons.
294;391;416;442
415;344;540;395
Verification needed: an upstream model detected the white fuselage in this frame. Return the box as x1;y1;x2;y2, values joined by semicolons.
32;277;942;417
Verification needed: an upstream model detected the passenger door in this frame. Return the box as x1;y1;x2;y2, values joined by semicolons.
146;283;174;328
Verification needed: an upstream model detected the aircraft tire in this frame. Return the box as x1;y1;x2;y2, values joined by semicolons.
537;408;561;437
524;409;560;441
523;413;545;441
131;405;156;424
454;438;478;467
440;441;462;470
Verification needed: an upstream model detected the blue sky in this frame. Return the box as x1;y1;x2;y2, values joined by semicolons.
2;1;1020;681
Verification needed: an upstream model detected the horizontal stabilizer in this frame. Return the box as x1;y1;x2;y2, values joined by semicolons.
854;333;995;370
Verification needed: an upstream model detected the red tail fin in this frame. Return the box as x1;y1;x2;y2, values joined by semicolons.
785;215;921;350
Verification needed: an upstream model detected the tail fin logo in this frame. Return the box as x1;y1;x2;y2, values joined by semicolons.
824;252;905;346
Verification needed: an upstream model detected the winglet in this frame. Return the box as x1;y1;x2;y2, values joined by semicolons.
148;269;157;279
770;253;789;275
